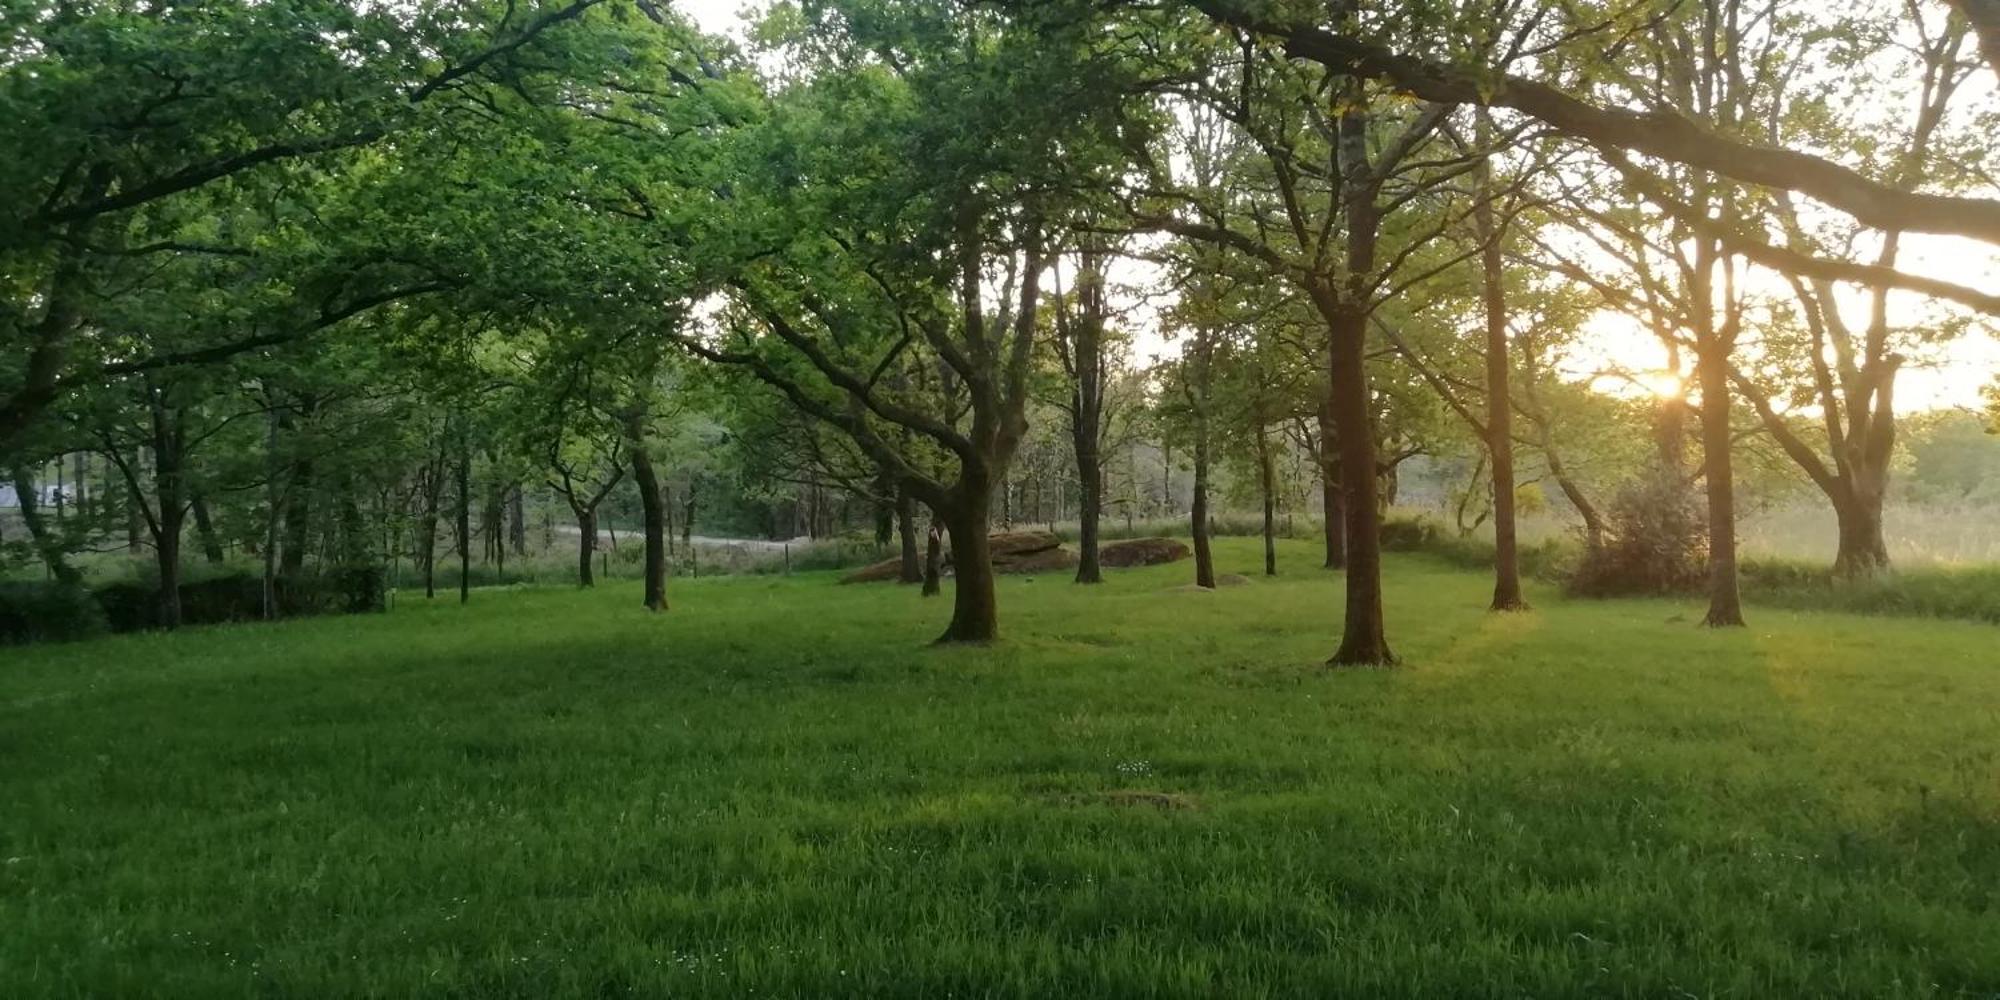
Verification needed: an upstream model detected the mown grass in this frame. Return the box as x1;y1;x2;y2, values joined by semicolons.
3;538;1997;997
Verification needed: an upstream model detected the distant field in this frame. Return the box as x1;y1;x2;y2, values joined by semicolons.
1737;502;2000;566
3;538;1996;997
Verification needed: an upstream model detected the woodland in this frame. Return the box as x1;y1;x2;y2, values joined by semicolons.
4;0;2000;993
6;0;2000;656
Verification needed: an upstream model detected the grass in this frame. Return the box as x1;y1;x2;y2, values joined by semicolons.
3;538;1997;997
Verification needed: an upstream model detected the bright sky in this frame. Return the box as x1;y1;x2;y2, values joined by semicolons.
678;0;751;35
1570;235;2000;411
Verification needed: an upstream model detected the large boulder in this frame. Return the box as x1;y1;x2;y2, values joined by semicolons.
1098;537;1190;568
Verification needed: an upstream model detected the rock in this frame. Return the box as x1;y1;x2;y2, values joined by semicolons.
1098;537;1190;568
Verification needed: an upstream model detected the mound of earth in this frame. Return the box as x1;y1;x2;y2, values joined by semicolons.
839;558;909;584
979;531;1063;560
997;547;1078;575
1099;537;1189;568
847;530;1073;582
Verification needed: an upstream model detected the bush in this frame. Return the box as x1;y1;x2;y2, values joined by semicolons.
1415;530;1578;583
290;564;388;615
1740;559;2000;624
1567;467;1707;598
91;566;388;633
1379;516;1442;552
0;581;109;645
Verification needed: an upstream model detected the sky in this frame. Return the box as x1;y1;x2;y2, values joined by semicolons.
670;0;1999;412
677;0;750;34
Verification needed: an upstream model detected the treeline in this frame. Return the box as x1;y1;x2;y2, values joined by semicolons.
5;0;1999;658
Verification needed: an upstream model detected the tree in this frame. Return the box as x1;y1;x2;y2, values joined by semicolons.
1;0;610;457
1050;243;1122;584
678;0;1134;643
1725;5;1986;577
1136;30;1498;664
1187;0;2000;259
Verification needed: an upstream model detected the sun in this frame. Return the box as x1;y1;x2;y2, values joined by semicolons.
1638;371;1686;400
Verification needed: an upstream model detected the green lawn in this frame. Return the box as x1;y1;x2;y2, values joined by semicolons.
3;538;1997;997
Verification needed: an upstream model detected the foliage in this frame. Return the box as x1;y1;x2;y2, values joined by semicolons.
0;581;108;645
90;566;386;633
1567;465;1711;598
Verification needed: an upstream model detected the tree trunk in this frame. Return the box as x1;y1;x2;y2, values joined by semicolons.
896;487;923;584
1831;492;1890;579
155;504;184;628
575;508;597;587
1069;247;1107;584
625;412;668;612
922;518;942;597
190;493;226;564
1074;436;1103;584
12;466;79;585
1317;395;1346;569
1695;346;1745;627
937;492;997;643
681;482;696;550
277;405;315;577
664;482;678;556
508;484;526;556
1477;165;1528;612
456;440;471;605
1538;432;1605;554
420;473;441;600
1328;305;1393;665
148;396;187;629
263;409;281;618
1190;417;1216;589
126;475;142;555
73;451;90;520
1257;421;1277;577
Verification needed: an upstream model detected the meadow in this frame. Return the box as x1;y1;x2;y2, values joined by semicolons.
3;538;1997;997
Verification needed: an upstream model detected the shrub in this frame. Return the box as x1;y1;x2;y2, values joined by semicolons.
1740;559;2000;624
292;564;388;614
1567;467;1707;598
1379;516;1442;552
91;566;388;633
0;581;109;645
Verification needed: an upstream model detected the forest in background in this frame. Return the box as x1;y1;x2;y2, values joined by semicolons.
6;0;2000;657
